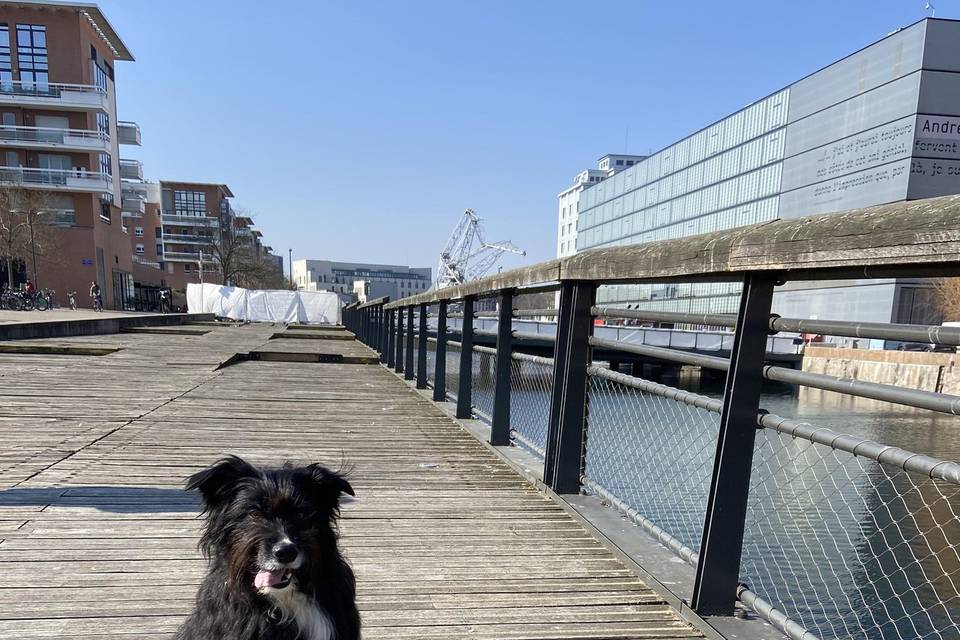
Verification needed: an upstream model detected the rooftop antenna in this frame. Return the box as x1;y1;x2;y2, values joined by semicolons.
925;2;936;16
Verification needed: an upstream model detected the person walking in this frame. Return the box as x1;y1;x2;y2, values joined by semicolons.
89;281;102;312
158;289;169;314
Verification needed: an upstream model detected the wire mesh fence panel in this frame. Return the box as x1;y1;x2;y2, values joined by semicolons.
471;347;497;422
444;342;461;402
583;371;721;553
741;427;960;640
425;338;436;386
509;354;553;458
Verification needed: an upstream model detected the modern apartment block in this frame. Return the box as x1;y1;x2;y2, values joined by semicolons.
158;180;233;303
557;154;646;258
0;0;135;308
293;259;431;301
572;18;960;324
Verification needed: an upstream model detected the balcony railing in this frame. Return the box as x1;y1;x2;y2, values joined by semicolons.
121;195;145;215
0;125;110;152
161;213;219;227
132;254;161;269
117;121;141;146
162;250;218;263
0;166;113;193
163;232;214;245
0;80;108;111
119;159;143;181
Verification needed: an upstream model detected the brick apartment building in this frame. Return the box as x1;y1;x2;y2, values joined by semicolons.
0;1;281;310
0;0;137;308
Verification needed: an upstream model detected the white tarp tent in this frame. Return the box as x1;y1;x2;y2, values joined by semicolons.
187;283;340;324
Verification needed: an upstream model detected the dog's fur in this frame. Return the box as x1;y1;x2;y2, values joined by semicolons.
174;456;360;640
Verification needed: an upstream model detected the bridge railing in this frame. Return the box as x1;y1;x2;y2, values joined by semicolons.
345;195;960;640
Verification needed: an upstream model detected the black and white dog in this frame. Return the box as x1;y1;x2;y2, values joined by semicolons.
174;456;360;640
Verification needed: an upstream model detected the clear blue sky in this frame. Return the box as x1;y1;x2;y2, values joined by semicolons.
98;0;955;275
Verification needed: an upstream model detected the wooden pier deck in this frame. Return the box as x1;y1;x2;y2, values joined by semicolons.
0;324;701;639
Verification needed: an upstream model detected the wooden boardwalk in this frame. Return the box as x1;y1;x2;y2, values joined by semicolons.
0;325;701;639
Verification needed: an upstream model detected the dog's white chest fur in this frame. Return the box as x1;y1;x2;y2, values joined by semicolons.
268;587;333;640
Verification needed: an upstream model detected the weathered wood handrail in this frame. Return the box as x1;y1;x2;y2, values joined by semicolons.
385;194;960;309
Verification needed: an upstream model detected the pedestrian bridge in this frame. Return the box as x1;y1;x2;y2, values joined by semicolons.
3;195;960;640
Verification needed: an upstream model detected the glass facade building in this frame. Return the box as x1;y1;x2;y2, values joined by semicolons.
575;18;960;322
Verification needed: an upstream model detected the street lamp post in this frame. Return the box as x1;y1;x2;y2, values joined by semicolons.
288;248;293;289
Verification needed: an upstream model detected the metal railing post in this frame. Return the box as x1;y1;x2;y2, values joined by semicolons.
456;296;475;419
544;281;595;494
490;289;513;446
394;306;404;374
386;308;396;368
433;300;448;401
360;307;367;344
416;303;428;389
692;272;776;616
379;303;389;364
374;304;383;353
404;305;415;380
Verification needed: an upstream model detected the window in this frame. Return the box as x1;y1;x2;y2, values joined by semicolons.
16;24;47;88
135;244;144;254
2;150;16;167
100;201;111;223
184;263;192;272
156;243;163;256
0;25;10;88
134;227;144;237
99;153;111;176
174;190;206;216
616;159;624;166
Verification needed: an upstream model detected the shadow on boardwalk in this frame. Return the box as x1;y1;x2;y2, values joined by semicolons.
0;486;199;513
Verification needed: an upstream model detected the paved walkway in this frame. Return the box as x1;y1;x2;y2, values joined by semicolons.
0;325;700;639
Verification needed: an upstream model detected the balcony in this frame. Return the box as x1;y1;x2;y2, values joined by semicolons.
132;254;161;270
0;166;113;194
0;126;110;153
163;232;215;246
121;195;145;217
117;121;141;146
161;213;219;227
119;159;143;181
163;250;218;264
0;80;108;112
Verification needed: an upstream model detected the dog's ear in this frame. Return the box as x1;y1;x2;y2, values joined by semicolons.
306;464;355;504
186;456;259;510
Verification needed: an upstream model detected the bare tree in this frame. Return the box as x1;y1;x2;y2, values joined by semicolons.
0;185;60;288
200;208;283;289
935;278;960;322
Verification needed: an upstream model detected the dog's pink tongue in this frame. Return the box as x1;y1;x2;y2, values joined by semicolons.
254;569;285;589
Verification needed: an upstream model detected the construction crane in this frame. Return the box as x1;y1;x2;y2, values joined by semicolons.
435;209;526;289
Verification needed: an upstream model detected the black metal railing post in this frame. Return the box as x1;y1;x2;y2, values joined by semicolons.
374;304;383;354
394;306;404;374
544;281;595;493
433;300;448;401
386;308;396;368
416;303;428;389
490;289;513;446
360;307;368;344
404;305;415;380
379;302;390;364
456;296;475;419
691;272;776;616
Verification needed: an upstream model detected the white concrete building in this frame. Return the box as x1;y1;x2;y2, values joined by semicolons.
556;154;646;258
293;259;431;301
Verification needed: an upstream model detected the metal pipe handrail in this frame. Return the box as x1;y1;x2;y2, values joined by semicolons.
593;306;737;328
737;587;821;640
593;306;960;346
511;352;554;366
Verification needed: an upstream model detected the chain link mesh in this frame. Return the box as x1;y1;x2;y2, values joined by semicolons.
471;348;496;422
444;341;461;402
582;370;720;553
742;426;960;640
509;355;553;457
